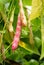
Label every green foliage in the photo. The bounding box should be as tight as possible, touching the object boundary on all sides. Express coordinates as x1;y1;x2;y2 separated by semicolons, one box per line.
0;0;44;65
22;0;32;6
40;62;44;65
29;59;39;65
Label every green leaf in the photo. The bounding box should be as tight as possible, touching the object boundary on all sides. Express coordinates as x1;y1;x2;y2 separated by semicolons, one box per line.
31;18;41;32
0;3;4;11
40;62;44;65
42;0;44;15
21;27;29;38
19;41;40;55
29;59;39;65
3;29;12;43
22;59;29;65
0;0;11;4
22;0;32;6
34;37;41;48
13;5;19;31
30;0;41;20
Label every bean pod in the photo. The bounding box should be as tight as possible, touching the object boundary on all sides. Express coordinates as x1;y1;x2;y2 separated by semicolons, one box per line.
19;0;27;26
12;14;21;51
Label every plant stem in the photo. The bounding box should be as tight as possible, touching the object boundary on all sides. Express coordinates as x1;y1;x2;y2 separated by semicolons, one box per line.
40;0;44;59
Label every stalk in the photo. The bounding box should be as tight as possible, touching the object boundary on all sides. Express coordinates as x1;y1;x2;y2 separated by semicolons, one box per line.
40;0;44;59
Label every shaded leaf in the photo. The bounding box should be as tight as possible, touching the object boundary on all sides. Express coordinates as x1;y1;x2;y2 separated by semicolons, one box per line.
40;62;44;65
29;59;39;65
3;30;12;43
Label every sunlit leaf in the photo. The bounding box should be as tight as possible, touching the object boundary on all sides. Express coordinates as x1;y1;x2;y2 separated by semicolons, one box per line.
30;0;41;20
22;0;32;6
42;0;44;15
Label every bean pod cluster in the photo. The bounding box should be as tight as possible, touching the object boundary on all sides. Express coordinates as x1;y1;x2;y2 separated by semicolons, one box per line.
12;0;27;51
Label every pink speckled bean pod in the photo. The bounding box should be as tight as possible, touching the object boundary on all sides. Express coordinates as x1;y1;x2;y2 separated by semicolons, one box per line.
12;14;21;51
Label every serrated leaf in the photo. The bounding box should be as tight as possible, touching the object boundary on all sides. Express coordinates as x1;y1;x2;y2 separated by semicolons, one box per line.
19;41;40;55
30;0;41;20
